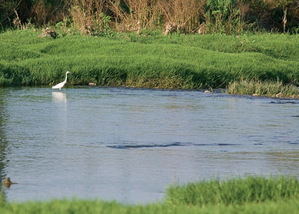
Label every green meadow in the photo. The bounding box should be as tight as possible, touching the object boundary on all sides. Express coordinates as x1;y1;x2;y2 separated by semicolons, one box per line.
1;177;299;214
1;30;299;91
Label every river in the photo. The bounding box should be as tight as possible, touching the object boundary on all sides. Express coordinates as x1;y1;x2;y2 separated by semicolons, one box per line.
0;87;298;204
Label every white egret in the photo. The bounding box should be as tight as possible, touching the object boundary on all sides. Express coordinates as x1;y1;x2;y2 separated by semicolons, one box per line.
52;71;70;90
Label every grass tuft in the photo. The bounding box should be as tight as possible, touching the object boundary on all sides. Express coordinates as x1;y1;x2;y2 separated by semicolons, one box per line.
227;80;299;98
166;176;299;206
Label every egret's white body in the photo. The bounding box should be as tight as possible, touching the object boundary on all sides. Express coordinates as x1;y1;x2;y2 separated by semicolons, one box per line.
52;71;70;90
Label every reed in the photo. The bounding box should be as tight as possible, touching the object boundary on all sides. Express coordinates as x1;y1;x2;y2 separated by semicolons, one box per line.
110;0;161;33
2;0;299;33
31;0;69;26
158;0;205;34
70;0;111;35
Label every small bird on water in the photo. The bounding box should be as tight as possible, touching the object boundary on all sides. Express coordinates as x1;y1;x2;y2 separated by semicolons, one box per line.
2;177;17;188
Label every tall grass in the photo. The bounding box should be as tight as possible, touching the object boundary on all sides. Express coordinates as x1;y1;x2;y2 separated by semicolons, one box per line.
158;0;205;34
204;0;246;34
0;30;298;89
30;0;68;26
227;80;299;98
2;0;299;33
110;0;160;33
166;176;299;206
70;0;111;35
0;199;299;214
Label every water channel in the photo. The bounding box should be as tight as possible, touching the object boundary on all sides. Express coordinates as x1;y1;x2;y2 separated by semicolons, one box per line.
0;87;298;204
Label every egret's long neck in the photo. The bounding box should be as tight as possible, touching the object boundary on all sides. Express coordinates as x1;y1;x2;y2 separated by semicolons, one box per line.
64;73;68;82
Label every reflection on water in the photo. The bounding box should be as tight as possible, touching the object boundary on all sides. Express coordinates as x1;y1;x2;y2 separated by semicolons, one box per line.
0;87;299;204
52;92;67;103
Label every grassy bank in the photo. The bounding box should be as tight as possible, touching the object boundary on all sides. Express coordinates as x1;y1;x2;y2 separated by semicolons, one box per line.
0;29;299;90
0;177;299;214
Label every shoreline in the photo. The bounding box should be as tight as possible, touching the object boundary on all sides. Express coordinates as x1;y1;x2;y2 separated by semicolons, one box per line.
1;85;298;100
1;177;299;214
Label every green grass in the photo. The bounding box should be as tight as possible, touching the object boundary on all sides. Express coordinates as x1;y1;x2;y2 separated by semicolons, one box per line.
0;177;299;214
0;199;299;214
0;30;299;89
166;176;299;206
227;80;299;98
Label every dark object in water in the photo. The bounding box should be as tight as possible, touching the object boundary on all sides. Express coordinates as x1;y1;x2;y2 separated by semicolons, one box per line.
107;142;240;149
191;143;240;147
2;177;17;188
291;115;299;118
107;142;184;149
270;101;298;104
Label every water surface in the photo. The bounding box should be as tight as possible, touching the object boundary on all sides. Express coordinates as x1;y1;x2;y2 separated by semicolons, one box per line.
0;88;298;204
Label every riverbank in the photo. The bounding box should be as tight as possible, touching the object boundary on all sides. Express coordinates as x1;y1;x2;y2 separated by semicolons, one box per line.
0;30;299;92
1;177;299;214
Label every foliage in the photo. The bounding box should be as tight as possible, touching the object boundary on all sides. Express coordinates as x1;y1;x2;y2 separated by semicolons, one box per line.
166;176;299;206
70;0;112;36
0;30;298;90
0;199;299;214
0;0;298;33
158;0;205;33
206;0;237;18
110;0;161;32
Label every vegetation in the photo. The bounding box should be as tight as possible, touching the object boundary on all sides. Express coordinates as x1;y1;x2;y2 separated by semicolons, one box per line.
1;1;298;95
0;29;299;90
0;199;299;214
166;176;299;206
227;80;299;98
1;0;299;34
0;177;299;214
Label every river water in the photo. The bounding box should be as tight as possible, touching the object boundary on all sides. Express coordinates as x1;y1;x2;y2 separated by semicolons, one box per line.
0;87;298;204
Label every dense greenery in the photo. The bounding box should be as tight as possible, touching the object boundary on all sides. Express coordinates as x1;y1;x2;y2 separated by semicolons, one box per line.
0;29;299;89
166;176;299;206
1;0;299;34
0;199;299;214
0;177;299;214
